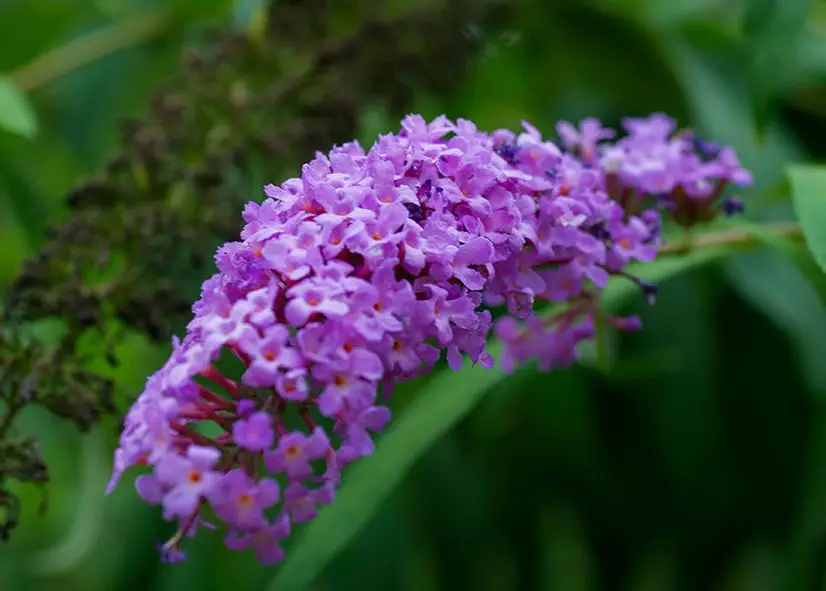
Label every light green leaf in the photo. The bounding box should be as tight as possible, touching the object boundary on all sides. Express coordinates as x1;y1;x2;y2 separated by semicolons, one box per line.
788;164;826;275
267;244;739;591
0;76;37;138
30;430;109;576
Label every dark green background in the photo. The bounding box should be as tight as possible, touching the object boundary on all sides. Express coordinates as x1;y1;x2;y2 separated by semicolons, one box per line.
2;0;826;589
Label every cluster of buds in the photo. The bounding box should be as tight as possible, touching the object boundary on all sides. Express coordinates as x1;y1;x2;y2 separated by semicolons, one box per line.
107;114;752;563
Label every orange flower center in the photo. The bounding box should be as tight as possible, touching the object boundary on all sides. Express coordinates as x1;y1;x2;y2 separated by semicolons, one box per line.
285;444;302;460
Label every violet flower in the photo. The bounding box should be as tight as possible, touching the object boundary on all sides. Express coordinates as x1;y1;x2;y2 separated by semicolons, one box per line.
107;113;751;564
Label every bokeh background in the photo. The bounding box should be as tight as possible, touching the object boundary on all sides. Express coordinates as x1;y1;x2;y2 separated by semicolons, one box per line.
3;0;826;589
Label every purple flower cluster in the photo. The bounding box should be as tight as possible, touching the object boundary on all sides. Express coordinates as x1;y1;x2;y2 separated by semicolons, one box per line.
560;115;752;225
107;113;751;563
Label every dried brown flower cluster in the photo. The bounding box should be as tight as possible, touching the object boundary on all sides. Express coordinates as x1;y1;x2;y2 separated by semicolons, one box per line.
0;0;501;539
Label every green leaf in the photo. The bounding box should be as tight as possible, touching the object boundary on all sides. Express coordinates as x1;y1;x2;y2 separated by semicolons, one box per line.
791;30;826;86
720;218;826;392
726;251;826;392
267;245;740;591
741;0;812;136
724;218;826;302
788;164;826;275
30;430;109;577
0;76;37;138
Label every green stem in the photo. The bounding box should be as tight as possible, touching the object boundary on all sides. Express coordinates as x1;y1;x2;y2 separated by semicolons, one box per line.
9;13;167;92
658;221;802;255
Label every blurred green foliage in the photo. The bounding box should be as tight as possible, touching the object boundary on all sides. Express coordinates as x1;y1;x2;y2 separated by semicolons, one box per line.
4;0;826;589
0;0;493;553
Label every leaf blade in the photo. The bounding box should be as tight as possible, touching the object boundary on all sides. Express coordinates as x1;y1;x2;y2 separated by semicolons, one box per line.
788;164;826;275
722;217;826;303
0;76;37;138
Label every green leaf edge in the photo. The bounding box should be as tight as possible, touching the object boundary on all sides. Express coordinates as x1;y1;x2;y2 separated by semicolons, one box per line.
788;163;826;277
0;76;38;138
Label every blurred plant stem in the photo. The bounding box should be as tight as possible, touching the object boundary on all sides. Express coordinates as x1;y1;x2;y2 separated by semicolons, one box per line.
8;12;167;92
659;221;802;254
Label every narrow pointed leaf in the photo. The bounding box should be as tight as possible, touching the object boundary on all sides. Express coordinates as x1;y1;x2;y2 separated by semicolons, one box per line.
788;164;826;275
0;76;37;138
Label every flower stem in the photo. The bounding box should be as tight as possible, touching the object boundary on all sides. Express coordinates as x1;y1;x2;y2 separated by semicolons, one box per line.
658;221;802;255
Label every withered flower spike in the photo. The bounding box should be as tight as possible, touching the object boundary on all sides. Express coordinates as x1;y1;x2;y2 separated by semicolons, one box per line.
0;0;496;539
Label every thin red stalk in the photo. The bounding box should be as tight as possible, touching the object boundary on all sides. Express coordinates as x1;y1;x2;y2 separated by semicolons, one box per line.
299;406;316;431
197;385;233;408
200;365;240;399
170;422;214;447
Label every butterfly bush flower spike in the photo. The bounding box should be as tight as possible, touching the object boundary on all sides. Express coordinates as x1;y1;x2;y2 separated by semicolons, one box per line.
108;113;752;563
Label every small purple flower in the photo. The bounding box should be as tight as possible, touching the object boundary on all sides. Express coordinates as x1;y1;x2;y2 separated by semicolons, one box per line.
232;411;274;452
154;446;221;519
276;368;310;401
211;469;279;530
556;117;614;164
713;147;753;185
284;280;349;326
282;482;335;523
265;427;330;480
335;404;391;459
447;237;495;290
157;540;187;563
313;357;379;416
135;473;167;504
224;513;291;564
241;325;303;387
